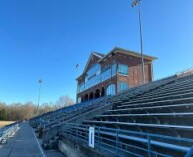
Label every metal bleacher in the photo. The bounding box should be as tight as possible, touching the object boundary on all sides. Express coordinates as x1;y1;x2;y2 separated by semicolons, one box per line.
58;73;193;157
0;122;19;144
43;96;111;131
30;96;110;131
30;95;112;148
28;70;193;156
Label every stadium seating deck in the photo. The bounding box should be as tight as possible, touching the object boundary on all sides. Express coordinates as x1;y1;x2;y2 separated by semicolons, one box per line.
30;72;193;157
78;74;193;156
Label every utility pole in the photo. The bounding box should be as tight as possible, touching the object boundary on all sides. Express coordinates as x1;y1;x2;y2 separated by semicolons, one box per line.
132;0;145;84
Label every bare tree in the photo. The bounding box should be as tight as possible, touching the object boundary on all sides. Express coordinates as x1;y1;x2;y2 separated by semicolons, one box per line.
55;95;74;109
0;95;75;121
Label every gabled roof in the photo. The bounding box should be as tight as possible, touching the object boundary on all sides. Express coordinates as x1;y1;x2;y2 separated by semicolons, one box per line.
98;47;157;63
94;52;105;58
78;52;104;79
76;47;157;80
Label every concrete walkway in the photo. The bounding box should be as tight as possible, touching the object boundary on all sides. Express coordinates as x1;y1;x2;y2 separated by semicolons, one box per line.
0;122;46;157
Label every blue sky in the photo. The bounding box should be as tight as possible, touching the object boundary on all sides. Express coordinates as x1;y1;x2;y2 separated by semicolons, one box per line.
0;0;192;104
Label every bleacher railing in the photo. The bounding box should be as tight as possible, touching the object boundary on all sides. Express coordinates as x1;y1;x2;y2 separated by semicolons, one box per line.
185;146;193;157
61;123;193;157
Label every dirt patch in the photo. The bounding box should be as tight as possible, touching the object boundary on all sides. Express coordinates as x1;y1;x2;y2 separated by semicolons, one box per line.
0;121;15;128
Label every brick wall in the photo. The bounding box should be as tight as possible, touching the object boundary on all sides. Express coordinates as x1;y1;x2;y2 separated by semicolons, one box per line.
76;51;154;102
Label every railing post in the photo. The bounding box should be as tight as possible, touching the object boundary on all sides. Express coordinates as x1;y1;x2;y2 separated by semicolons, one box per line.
98;127;100;148
185;146;193;157
148;135;151;157
70;125;72;137
116;129;119;157
76;125;78;142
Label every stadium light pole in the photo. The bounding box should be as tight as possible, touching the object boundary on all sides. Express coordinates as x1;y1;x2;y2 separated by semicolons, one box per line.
36;79;42;116
132;0;145;84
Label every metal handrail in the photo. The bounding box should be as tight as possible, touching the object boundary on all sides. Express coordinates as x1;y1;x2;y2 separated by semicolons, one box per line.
185;146;193;157
61;123;193;157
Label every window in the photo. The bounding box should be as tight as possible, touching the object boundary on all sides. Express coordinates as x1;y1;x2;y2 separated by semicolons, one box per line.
77;63;117;93
79;83;85;93
118;64;128;75
87;63;101;79
85;76;88;82
106;84;116;95
77;97;81;103
118;81;128;92
112;63;116;76
101;68;111;82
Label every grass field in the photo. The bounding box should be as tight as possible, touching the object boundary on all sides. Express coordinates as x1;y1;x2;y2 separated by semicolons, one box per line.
0;121;15;128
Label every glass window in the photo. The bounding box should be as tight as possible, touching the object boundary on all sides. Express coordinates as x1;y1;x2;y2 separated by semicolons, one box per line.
87;63;101;79
85;76;88;82
118;81;128;92
112;63;116;76
79;83;85;92
106;84;116;95
118;64;128;75
78;63;117;93
77;97;81;103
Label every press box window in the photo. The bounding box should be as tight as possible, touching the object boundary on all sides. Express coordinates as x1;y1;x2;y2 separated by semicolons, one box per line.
118;64;128;75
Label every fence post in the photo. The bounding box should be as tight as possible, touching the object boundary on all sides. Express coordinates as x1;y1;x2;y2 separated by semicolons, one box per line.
148;135;151;157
